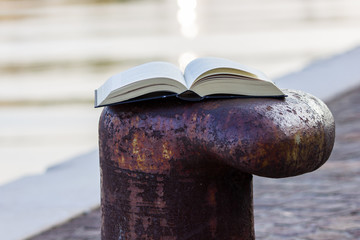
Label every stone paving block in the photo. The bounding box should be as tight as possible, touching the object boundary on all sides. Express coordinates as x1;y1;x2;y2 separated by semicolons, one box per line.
305;230;354;240
324;215;360;231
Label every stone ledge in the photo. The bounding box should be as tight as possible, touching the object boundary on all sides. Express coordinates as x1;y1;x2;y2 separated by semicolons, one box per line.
0;150;100;240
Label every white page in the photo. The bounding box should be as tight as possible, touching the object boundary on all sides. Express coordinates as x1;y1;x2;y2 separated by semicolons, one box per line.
110;61;186;90
184;57;270;87
97;62;186;105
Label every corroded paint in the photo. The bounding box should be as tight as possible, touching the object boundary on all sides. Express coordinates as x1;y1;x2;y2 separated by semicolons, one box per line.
99;89;335;240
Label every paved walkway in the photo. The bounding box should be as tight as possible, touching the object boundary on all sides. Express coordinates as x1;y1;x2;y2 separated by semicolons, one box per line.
27;86;360;240
254;87;360;239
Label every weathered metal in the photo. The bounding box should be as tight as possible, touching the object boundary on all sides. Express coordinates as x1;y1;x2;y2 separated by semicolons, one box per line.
99;89;335;240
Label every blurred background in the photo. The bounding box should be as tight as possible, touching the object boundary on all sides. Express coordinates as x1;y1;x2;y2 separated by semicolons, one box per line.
1;0;360;186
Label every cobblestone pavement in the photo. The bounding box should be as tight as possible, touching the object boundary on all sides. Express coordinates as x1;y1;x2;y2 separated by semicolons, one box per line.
27;87;360;240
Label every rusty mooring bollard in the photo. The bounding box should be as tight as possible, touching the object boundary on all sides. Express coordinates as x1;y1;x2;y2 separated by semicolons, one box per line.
99;89;335;240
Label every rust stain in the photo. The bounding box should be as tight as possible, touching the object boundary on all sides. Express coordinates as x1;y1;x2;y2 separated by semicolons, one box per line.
209;217;217;238
262;160;269;168
207;184;217;207
207;183;218;238
162;142;172;160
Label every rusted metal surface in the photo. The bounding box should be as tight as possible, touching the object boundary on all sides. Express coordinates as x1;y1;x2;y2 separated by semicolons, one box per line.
99;89;335;240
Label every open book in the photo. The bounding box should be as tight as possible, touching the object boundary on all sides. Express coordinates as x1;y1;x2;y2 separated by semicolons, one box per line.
94;57;285;107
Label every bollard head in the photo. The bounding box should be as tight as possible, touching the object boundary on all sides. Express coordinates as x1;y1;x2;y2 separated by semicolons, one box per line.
99;89;335;178
99;89;335;239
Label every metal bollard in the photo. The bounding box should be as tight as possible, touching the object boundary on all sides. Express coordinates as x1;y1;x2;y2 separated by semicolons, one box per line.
99;89;335;240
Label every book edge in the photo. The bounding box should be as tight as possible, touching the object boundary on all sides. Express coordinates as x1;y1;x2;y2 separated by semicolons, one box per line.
94;90;98;108
94;92;287;108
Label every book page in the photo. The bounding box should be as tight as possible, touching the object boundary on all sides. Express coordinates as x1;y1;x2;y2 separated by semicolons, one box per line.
184;57;271;87
96;62;186;105
111;61;186;90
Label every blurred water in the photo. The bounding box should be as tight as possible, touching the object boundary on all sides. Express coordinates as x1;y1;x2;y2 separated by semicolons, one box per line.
1;0;360;185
